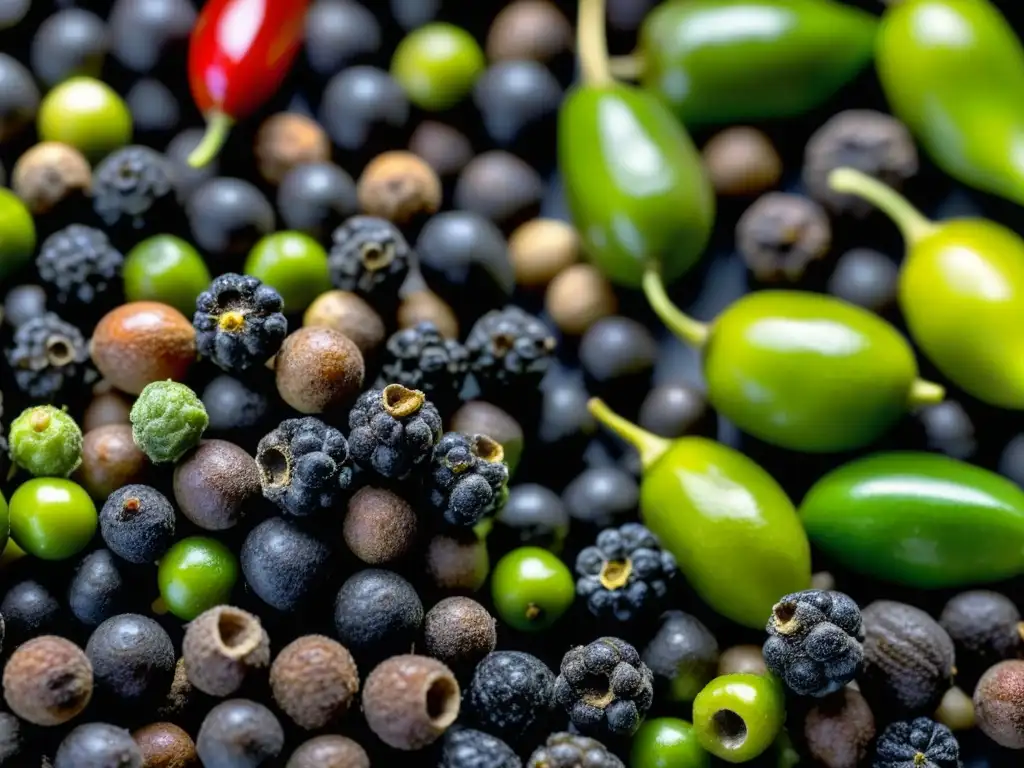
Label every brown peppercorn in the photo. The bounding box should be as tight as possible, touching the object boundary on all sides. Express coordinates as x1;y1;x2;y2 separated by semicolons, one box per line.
254;112;331;185
450;401;524;476
303;290;386;358
974;659;1024;748
12;141;92;215
508;218;579;288
803;688;875;768
803;109;918;218
811;571;837;592
76;424;150;500
357;150;442;225
343;486;418;565
702;127;782;198
397;289;459;340
453;151;544;232
270;635;360;730
2;635;93;726
717;645;768;677
182;605;270;697
286;735;369;768
486;0;573;64
173;440;260;531
422;597;497;675
275;327;365;414
83;385;133;432
157;658;194;720
425;532;490;593
90;302;196;395
408;121;474;180
545;263;617;336
132;722;198;768
736;192;832;283
936;686;975;732
362;654;460;750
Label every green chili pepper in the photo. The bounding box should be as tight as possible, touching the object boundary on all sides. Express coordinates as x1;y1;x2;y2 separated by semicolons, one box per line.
643;270;943;453
831;168;1024;409
877;0;1024;206
615;0;877;127
588;399;810;629
558;0;714;287
800;452;1024;588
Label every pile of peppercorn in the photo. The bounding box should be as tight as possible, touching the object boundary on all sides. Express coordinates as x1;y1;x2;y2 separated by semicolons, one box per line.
3;0;1024;767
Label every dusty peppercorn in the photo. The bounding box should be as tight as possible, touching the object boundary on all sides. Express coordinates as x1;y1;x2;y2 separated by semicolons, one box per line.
173;440;260;531
425;531;490;592
303;290;386;359
398;288;460;340
182;605;270;697
546;263;617;336
78;424;150;501
702;127;782;198
90;302;196;395
270;635;360;730
422;597;497;677
286;735;369;768
974;659;1024;749
54;722;144;768
348;385;443;479
12;141;92;215
99;484;175;565
196;699;285;768
2;635;93;726
803;688;876;768
939;590;1024;689
86;613;176;703
357;150;442;225
343;486;418;565
736;192;832;283
275;326;365;414
132;722;198;768
254;112;331;186
362;654;460;750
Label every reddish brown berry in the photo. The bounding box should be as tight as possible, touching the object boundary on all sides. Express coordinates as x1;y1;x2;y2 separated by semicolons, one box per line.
173;440;260;531
270;635;360;730
397;289;459;340
83;386;134;432
975;659;1024;748
803;688;875;768
343;487;418;565
422;597;497;675
303;291;386;359
90;302;196;395
357;150;442;225
77;423;150;500
132;721;198;768
3;635;93;726
182;606;270;697
425;532;490;593
274;327;365;414
286;735;369;768
254;113;330;185
362;654;460;750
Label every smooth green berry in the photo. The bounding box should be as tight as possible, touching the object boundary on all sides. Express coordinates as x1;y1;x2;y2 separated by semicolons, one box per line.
491;546;575;632
130;380;209;464
157;536;239;621
0;189;36;282
243;231;331;312
123;235;212;316
8;478;97;561
391;23;485;111
37;76;132;160
692;674;786;764
632;718;711;768
8;406;83;477
0;489;8;556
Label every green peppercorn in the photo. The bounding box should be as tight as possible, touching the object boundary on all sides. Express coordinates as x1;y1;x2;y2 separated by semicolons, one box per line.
157;536;239;621
36;76;132;160
0;188;36;283
391;23;485;111
692;674;786;764
243;231;332;313
490;546;574;632
632;718;711;768
123;235;212;317
8;478;97;560
8;406;83;477
130;381;209;464
1;490;9;556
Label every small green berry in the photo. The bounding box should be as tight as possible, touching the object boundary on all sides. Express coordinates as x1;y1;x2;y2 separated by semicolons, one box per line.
158;536;239;620
8;478;97;561
243;231;332;312
1;489;9;555
9;406;83;477
123;235;212;316
491;546;575;632
692;674;786;763
391;23;485;111
632;718;711;768
130;381;209;464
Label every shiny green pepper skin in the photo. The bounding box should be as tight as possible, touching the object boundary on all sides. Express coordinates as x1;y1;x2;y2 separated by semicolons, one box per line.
878;0;1024;206
589;399;810;629
637;0;877;127
558;83;714;287
0;490;8;556
800;452;1024;588
704;291;938;452
632;718;711;768
692;674;787;763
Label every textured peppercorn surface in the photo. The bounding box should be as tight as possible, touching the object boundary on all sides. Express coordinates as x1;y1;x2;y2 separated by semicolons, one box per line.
37;224;124;307
333;569;424;666
257;417;353;516
381;321;469;402
5;312;93;400
763;588;864;697
85;613;176;702
343;486;418;564
182;605;270;697
241;516;334;612
91;145;177;235
8;404;83;477
526;731;625;768
465;305;556;392
362;654;460;750
939;590;1024;687
328;215;412;307
466;650;556;743
2;635;94;726
130;380;209;464
441;726;521;768
286;735;370;768
874;716;961;768
426;432;510;526
270;635;360;730
99;484;176;564
348;386;443;478
193;272;288;372
423;597;497;675
174;439;261;531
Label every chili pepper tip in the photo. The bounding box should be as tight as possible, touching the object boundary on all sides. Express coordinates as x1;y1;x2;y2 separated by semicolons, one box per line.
188;111;234;169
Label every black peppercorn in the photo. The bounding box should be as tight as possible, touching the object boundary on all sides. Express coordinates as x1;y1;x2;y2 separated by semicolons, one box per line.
333;569;423;667
196;699;285;768
85;613;176;703
736;192;832;283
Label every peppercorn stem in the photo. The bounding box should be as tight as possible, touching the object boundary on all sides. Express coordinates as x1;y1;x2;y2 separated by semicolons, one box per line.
578;0;614;86
188;111;234;169
608;54;644;80
587;397;670;469
907;379;946;409
827;168;936;245
642;265;710;348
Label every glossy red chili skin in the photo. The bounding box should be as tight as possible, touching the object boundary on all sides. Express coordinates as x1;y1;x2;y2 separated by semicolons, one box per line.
188;0;309;119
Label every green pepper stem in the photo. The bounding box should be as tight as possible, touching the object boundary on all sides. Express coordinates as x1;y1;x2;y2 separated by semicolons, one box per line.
907;378;946;409
642;265;710;348
578;0;614;86
187;111;234;169
827;168;936;245
609;54;644;80
588;397;670;469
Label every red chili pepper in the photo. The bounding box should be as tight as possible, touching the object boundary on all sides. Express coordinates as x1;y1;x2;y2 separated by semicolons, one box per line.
187;0;310;168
